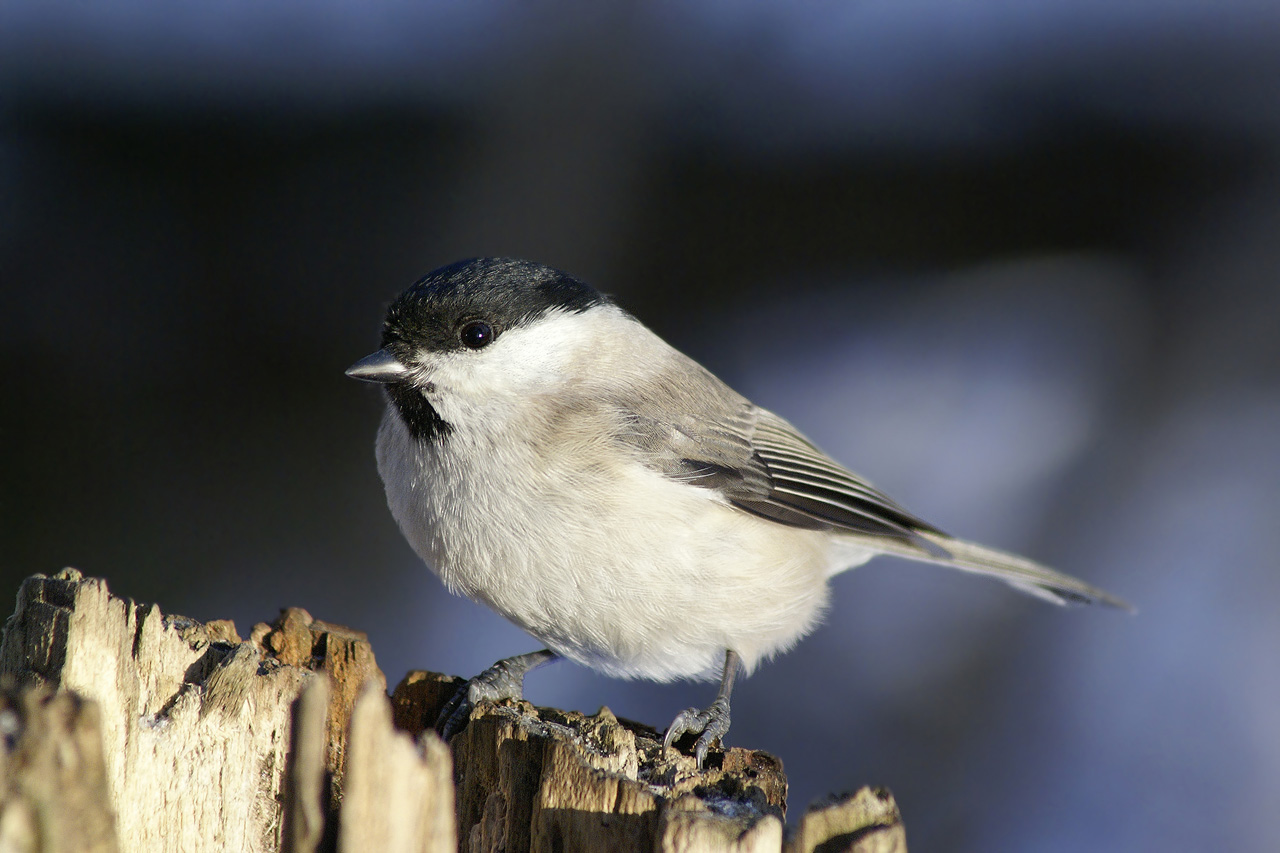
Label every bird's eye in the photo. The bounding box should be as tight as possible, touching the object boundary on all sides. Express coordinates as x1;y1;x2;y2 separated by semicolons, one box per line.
459;320;494;349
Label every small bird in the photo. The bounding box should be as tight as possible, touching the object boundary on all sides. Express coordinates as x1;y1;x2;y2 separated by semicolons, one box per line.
347;257;1129;767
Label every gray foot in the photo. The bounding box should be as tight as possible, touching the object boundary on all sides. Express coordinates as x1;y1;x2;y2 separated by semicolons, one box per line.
663;696;731;769
436;650;555;739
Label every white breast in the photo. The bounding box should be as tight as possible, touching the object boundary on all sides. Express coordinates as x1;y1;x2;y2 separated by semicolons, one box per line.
377;400;866;681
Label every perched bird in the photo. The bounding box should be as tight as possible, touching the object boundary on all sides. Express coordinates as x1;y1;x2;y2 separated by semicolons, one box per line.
347;257;1129;767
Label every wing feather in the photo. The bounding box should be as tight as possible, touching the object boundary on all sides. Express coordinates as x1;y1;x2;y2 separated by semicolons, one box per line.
602;345;1128;609
615;394;942;548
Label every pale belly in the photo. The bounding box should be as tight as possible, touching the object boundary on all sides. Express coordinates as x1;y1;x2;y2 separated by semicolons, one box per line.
378;409;864;681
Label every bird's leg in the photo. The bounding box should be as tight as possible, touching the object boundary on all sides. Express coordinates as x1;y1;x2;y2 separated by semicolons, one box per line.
663;649;740;769
436;649;557;739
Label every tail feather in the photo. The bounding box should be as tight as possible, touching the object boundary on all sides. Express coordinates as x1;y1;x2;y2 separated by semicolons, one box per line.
876;530;1133;611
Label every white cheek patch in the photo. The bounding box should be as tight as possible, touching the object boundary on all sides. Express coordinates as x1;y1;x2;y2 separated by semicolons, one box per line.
426;305;626;404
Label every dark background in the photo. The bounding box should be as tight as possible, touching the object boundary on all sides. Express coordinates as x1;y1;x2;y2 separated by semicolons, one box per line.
4;4;1279;849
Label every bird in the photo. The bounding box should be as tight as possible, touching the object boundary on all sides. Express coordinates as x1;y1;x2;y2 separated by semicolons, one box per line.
346;257;1130;768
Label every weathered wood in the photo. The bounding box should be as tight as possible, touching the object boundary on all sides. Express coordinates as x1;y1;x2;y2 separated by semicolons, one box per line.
0;571;907;852
786;788;907;853
281;675;330;853
338;683;455;853
0;569;301;852
0;570;383;853
251;607;387;807
391;671;803;853
0;685;118;853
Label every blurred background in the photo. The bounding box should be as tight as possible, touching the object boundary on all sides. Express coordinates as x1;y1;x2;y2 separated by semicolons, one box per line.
3;1;1278;849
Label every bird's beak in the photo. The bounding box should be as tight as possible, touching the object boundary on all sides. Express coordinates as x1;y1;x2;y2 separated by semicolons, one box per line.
345;349;409;384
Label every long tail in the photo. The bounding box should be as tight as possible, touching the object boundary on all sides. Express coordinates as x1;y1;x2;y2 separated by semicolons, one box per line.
872;530;1133;611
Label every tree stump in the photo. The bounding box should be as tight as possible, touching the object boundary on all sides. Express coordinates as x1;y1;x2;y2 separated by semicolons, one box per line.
0;570;905;852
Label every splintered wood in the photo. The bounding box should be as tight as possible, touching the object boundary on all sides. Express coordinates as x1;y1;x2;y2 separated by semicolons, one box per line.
0;570;905;852
0;569;396;853
789;788;907;853
0;688;117;853
392;671;788;853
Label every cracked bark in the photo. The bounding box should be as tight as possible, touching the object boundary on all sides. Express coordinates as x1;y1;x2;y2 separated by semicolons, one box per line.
0;570;904;853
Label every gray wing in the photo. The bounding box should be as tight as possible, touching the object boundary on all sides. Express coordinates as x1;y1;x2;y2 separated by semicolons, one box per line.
611;370;1130;610
616;388;947;553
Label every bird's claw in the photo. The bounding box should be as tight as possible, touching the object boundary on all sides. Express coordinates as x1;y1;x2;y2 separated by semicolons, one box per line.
435;659;528;739
663;696;731;769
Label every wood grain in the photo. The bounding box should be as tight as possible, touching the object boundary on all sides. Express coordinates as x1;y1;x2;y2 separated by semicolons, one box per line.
0;570;906;852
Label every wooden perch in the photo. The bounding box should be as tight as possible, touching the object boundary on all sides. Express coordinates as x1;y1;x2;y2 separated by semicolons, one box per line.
0;570;905;852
